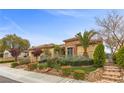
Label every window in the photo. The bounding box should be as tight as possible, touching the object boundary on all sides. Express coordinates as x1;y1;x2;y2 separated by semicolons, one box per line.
67;47;73;56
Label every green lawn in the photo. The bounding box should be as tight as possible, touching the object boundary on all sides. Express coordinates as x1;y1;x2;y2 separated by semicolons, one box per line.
70;66;97;73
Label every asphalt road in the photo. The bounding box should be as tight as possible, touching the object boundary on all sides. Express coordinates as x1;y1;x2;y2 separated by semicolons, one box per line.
0;75;20;83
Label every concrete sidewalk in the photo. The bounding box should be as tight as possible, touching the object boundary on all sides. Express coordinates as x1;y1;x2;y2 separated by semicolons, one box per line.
0;64;87;83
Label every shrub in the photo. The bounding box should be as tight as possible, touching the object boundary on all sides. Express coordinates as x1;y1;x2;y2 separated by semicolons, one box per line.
27;63;38;71
47;58;54;68
59;57;68;66
39;55;48;63
70;58;93;66
46;57;60;68
61;66;72;76
19;58;30;65
37;63;48;70
59;56;93;66
73;70;85;80
93;44;106;67
11;62;19;68
116;47;124;68
54;63;61;72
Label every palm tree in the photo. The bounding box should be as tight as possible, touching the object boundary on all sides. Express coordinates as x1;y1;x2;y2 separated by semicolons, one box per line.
76;30;97;57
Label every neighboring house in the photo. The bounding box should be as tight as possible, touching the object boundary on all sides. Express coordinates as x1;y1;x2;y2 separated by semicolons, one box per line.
29;43;55;60
29;43;65;62
18;50;29;58
3;50;12;58
63;37;103;58
3;50;28;59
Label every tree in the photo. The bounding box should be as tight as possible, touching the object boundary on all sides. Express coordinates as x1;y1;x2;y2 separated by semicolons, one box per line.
76;30;97;57
93;43;106;67
54;45;62;56
0;39;6;53
116;47;124;68
2;34;30;52
96;11;124;58
9;48;20;61
32;48;42;62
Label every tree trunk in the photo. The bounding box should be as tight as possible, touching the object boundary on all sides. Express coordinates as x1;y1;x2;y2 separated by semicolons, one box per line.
15;56;17;62
36;56;38;63
83;48;89;57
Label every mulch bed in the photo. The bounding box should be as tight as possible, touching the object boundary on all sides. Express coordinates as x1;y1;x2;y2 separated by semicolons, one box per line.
15;65;27;69
14;65;82;80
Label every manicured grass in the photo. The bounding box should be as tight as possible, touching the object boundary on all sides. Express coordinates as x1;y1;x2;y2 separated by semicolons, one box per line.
70;66;97;73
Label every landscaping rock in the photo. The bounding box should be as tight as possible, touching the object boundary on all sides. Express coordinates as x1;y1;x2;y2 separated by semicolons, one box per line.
87;68;103;82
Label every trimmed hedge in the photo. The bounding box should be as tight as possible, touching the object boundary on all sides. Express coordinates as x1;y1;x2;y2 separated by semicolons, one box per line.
73;70;85;80
93;44;106;67
11;62;19;68
39;56;93;67
116;47;124;68
59;56;93;66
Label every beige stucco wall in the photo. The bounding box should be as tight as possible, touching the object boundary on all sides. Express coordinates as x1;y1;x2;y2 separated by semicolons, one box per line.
49;48;55;57
77;46;84;56
29;50;36;62
65;40;79;46
77;44;98;58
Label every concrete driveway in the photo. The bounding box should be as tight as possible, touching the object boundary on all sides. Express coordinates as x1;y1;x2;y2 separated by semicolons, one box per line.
0;75;20;83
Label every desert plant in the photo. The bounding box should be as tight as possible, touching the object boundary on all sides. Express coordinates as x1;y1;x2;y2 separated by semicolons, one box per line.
116;47;124;68
54;63;61;72
46;57;60;68
46;58;54;68
37;63;48;70
61;66;72;76
27;63;38;71
11;62;19;68
73;70;85;80
93;43;106;67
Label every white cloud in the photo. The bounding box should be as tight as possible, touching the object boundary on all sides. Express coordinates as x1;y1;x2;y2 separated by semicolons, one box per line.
45;10;86;18
26;34;63;46
3;16;30;34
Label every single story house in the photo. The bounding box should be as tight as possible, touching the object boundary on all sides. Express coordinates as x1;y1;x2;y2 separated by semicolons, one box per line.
63;37;103;58
29;36;102;62
2;50;28;59
29;43;65;62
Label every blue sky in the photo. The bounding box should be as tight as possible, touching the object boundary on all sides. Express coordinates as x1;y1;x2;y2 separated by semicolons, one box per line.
0;9;124;46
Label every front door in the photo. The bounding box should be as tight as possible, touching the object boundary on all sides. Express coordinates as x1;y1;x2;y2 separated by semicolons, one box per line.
67;47;73;56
